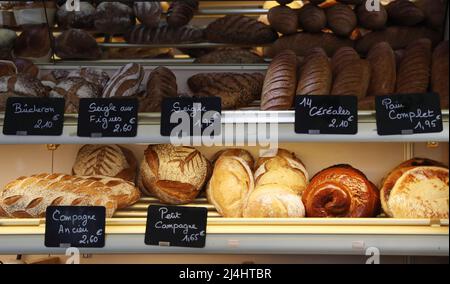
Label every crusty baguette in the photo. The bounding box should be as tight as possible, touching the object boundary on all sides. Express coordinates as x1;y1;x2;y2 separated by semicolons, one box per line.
367;42;396;96
261;50;298;110
396;38;431;94
296;48;332;96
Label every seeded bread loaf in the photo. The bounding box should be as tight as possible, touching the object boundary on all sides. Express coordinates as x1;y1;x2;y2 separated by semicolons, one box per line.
331;59;371;98
296;48;332;96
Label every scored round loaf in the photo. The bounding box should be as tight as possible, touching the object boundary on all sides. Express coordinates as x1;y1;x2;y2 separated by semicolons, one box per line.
125;24;204;44
326;3;357;37
102;63;143;98
261;50;297;110
396;38;431;94
331;59;371;98
55;29;101;60
72;144;137;182
212;149;255;170
302;164;380;217
140;66;178;112
0;73;47;97
139;144;211;204
386;0;425;26
12;58;39;78
94;1;135;35
297;4;326;33
205;15;278;44
56;1;95;29
367;42;396;96
167;0;198;28
355;26;441;55
0;60;17;77
40;70;69;89
331;46;360;77
356;0;387;30
296;48;332;96
243;184;306;218
380;158;447;217
254;149;309;195
268;5;298;35
207;154;254;217
49;77;101;113
264;32;354;58
133;1;161;28
67;68;110;90
431;41;449;104
13;24;52;60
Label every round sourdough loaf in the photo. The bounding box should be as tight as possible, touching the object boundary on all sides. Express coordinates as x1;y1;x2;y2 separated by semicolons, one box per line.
139;144;211;204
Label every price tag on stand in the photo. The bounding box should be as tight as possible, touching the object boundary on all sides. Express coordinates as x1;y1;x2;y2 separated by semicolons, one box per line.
77;98;138;137
295;95;358;135
2;97;65;136
145;205;207;248
160;97;221;137
375;93;443;135
45;206;106;248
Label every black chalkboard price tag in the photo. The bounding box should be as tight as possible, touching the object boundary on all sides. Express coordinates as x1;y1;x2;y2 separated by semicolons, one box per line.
160;97;221;137
145;205;207;248
77;98;138;137
45;206;106;248
3;97;65;136
375;93;443;135
295;95;357;135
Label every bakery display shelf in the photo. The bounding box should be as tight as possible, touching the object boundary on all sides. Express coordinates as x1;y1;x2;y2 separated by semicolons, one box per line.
0;110;448;144
0;197;448;255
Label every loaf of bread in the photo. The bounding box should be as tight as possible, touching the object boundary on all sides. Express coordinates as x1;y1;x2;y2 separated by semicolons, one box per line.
12;58;38;78
102;63;143;98
139;144;211;204
302;165;380;217
356;0;387;30
380;158;447;217
331;46;360;77
254;149;309;195
264;32;354;58
194;49;265;64
396;38;431;94
331;59;371;98
49;77;101;113
140;66;178;112
125;24;204;44
167;0;198;28
73;145;137;182
415;0;447;29
212;149;255;170
297;4;326;33
367;42;396;96
0;59;16;77
13;24;52;61
261;50;297;110
268;5;298;35
56;1;95;29
355;26;441;54
0;173;141;218
205;15;278;44
326;3;357;37
189;72;264;109
207;150;254;217
133;1;161;28
40;70;69;89
55;29;101;60
67;68;110;91
386;0;425;26
0;73;47;97
94;1;135;35
431;41;449;105
296;48;332;96
243;184;305;218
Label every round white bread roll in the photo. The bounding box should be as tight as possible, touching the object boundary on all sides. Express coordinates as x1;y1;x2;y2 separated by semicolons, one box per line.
207;155;254;217
243;184;305;218
254;149;309;195
388;166;449;219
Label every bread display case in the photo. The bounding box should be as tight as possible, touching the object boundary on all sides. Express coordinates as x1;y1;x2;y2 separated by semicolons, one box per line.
0;0;449;264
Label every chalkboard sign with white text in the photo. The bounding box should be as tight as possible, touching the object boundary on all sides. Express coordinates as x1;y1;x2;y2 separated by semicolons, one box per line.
45;206;105;248
77;98;138;137
160;97;221;137
145;205;207;248
3;97;65;136
295;95;357;135
375;93;443;135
